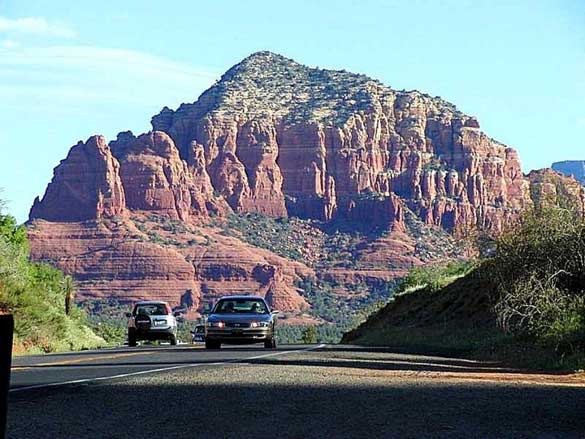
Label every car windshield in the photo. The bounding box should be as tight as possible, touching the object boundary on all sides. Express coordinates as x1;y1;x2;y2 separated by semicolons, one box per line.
213;298;268;314
134;303;168;316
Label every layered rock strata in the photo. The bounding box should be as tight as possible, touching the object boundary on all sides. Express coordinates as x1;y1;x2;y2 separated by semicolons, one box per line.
29;51;578;312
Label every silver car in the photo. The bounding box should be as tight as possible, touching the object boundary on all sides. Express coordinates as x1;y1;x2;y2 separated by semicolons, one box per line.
204;296;278;349
126;301;179;347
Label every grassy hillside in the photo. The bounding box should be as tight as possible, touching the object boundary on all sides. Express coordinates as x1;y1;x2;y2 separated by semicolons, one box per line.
0;199;104;353
344;207;585;370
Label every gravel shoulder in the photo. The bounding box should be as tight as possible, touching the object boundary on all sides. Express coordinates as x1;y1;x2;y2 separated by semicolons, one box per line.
7;347;585;438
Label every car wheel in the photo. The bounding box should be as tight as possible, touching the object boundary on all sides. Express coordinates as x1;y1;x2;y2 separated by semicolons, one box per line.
264;338;276;349
170;334;178;346
128;329;137;347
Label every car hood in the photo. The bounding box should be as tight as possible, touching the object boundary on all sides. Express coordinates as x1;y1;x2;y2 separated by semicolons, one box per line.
207;313;272;323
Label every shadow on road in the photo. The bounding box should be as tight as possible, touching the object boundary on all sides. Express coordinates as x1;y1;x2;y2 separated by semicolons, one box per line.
16;356;512;374
7;372;585;439
245;357;517;374
13;345;576;378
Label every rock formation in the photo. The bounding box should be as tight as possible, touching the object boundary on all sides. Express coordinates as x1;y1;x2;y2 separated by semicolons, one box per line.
28;217;311;313
149;52;532;234
30;135;126;221
528;168;585;212
27;51;583;314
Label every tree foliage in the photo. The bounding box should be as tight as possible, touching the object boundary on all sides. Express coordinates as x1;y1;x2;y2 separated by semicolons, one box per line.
0;198;103;352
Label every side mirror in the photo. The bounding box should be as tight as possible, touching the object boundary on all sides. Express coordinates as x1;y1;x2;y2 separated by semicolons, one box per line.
271;310;280;316
125;312;132;318
173;311;182;317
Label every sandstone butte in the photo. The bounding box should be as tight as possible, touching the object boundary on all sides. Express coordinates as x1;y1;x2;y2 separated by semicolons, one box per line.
27;51;585;318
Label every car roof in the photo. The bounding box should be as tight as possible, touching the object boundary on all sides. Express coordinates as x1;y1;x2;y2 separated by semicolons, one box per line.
217;295;266;301
134;301;169;305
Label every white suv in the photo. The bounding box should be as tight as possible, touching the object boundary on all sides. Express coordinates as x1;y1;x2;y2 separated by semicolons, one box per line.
126;301;178;346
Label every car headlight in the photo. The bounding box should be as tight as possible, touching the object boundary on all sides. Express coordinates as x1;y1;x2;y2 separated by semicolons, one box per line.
207;321;225;328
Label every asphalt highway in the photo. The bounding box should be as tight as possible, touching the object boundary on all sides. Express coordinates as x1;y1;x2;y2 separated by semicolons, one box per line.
9;343;322;392
7;344;585;438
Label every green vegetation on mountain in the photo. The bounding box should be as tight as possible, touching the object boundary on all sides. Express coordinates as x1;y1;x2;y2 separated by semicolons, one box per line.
0;197;104;353
202;51;460;126
215;212;379;268
344;205;585;370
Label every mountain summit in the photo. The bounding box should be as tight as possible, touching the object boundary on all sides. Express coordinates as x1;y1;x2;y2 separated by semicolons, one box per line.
155;51;460;128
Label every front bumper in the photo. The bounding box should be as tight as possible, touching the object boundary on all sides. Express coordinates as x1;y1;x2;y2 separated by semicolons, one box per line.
206;328;272;343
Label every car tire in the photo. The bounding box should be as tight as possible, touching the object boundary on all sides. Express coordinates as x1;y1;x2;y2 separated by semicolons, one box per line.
128;329;137;347
170;334;178;346
264;338;276;349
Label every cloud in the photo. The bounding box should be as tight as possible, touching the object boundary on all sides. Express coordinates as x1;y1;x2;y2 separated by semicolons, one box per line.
0;45;218;109
0;16;76;39
0;39;18;49
0;45;216;81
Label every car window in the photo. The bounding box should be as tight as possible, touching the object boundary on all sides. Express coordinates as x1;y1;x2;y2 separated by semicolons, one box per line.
213;299;268;314
134;304;168;316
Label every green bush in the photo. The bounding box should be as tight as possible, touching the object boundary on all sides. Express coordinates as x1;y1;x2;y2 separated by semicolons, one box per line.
301;326;317;344
399;260;474;293
0;199;104;353
487;207;585;353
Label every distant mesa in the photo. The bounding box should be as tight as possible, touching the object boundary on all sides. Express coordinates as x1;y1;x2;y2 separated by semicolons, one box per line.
552;161;585;185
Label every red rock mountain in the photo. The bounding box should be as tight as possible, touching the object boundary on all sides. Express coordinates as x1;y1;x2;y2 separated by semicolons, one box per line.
27;51;584;317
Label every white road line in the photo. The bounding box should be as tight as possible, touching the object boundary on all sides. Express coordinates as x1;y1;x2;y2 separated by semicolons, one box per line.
9;344;326;393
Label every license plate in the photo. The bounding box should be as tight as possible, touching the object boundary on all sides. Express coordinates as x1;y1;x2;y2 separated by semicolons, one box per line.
154;320;166;326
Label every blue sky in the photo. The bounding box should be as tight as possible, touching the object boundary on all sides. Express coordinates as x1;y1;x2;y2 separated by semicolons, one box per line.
0;0;583;223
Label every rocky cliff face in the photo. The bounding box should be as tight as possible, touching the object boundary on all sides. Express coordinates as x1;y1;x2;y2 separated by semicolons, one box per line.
28;216;311;313
552;161;585;185
30;135;126;221
149;51;531;234
27;51;579;316
528;168;585;212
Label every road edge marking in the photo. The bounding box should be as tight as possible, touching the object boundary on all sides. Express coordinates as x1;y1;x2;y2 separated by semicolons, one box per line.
11;351;146;371
9;344;326;393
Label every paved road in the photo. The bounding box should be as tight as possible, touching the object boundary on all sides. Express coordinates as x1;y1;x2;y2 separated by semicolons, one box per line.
7;345;585;438
9;343;321;391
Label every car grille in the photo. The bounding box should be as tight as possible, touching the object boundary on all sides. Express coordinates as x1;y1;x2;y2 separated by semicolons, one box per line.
207;329;268;338
225;322;253;328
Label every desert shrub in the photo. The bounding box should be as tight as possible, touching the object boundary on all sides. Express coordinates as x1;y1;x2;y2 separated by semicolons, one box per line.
92;322;126;344
295;277;397;343
276;324;305;343
487;207;585;352
221;213;305;261
301;326;317;344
